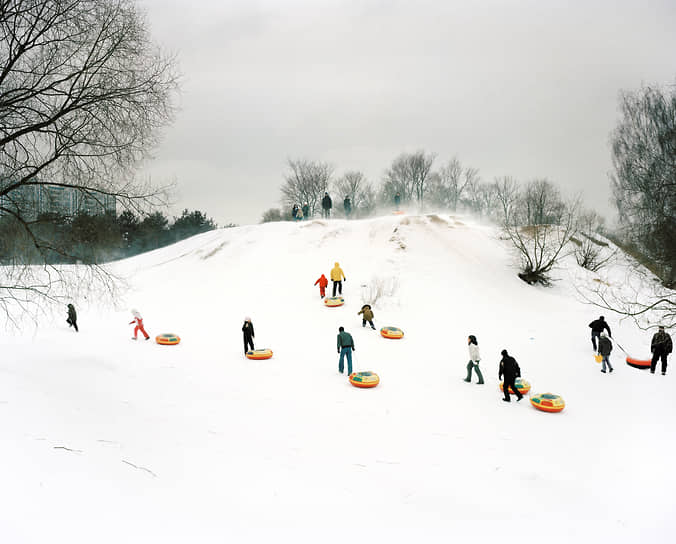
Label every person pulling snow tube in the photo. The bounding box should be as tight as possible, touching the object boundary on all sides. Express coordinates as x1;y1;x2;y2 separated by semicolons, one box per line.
380;326;404;339
530;393;565;413
626;357;651;369
246;348;273;360
349;371;380;388
324;296;345;307
500;377;531;395
156;333;180;345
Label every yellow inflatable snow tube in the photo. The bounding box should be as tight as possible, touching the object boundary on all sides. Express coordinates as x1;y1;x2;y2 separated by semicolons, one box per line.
156;333;180;345
246;348;273;360
380;326;404;339
349;371;380;388
324;296;345;307
530;393;565;413
499;378;531;395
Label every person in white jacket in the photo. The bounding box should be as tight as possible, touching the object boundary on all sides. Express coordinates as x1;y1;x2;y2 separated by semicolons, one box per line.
463;335;484;384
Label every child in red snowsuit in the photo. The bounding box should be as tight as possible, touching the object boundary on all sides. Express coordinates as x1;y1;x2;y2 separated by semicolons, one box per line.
314;274;328;298
129;309;150;340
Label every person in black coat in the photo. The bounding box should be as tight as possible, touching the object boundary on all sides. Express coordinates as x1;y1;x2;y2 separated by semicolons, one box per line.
322;192;332;219
343;196;352;218
66;303;78;332
588;316;611;352
242;317;255;355
499;349;523;402
650;326;673;375
302;202;310;220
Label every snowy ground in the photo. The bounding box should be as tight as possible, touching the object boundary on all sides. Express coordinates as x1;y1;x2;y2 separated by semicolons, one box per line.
1;213;674;543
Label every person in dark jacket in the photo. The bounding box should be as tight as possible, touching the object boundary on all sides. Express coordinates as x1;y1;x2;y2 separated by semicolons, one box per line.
242;317;255;355
322;192;332;219
588;316;611;352
598;331;613;373
394;192;401;210
302;202;310;220
499;349;523;402
343;196;352;218
292;204;299;220
66;303;78;332
650;326;673;375
337;326;355;375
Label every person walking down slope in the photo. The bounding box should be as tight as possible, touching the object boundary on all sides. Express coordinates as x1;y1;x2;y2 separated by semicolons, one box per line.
598;331;614;373
589;316;611;352
129;309;150;340
499;349;523;402
66;303;78;332
314;273;328;298
650;325;673;375
343;196;352;218
337;326;355;375
330;262;346;297
242;317;255;355
463;335;484;384
322;192;332;219
358;304;376;330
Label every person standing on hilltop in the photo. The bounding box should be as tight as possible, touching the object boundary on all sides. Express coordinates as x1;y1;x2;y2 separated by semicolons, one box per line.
343;196;352;218
650;325;672;375
499;349;523;402
394;192;401;211
66;303;78;332
242;317;255;355
302;202;310;220
588;315;611;352
464;335;484;384
322;192;332;219
330;262;346;297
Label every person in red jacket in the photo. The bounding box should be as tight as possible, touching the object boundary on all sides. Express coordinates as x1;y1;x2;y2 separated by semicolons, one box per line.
314;274;328;298
129;309;150;340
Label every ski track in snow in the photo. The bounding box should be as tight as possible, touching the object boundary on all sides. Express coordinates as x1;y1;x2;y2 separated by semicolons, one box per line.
0;213;674;543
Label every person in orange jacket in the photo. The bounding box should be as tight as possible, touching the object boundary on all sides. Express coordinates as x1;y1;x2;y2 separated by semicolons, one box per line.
129;309;150;340
314;273;328;298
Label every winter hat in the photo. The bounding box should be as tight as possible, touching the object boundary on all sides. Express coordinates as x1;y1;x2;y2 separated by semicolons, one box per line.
600;316;605;320
131;309;140;318
339;326;344;332
501;349;508;357
244;316;251;322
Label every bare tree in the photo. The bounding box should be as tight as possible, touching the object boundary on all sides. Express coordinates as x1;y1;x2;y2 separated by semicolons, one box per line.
280;159;333;218
381;150;436;208
0;0;179;323
610;83;676;286
502;180;580;285
428;158;466;211
494;176;519;220
334;170;375;217
574;210;614;272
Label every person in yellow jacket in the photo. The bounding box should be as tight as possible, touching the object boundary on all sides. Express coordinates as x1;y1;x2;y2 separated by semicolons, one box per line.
330;262;346;297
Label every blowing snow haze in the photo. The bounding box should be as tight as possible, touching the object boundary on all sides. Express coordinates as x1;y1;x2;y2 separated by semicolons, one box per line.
139;0;676;226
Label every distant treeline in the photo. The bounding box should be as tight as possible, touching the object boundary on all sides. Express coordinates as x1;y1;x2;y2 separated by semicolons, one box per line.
0;209;221;265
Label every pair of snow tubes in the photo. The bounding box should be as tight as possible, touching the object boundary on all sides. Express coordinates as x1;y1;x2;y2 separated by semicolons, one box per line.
246;349;273;360
156;333;180;345
324;296;344;307
349;371;380;388
380;326;404;339
499;378;531;395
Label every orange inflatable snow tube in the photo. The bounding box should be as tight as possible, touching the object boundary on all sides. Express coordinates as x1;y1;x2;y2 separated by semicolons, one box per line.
530;393;565;413
349;371;380;388
156;333;180;345
246;348;273;360
626;357;651;369
324;296;345;307
380;326;404;339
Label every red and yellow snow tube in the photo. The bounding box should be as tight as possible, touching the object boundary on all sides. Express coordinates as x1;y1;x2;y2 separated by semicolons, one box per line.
626;357;651;369
500;378;531;395
349;371;380;388
324;296;345;308
246;348;273;360
380;326;404;339
156;333;180;345
530;393;565;413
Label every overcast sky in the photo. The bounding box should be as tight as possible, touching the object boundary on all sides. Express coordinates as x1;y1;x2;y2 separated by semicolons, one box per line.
138;0;676;226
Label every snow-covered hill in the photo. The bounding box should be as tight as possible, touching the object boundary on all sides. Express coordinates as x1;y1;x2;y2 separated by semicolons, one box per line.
1;213;674;543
